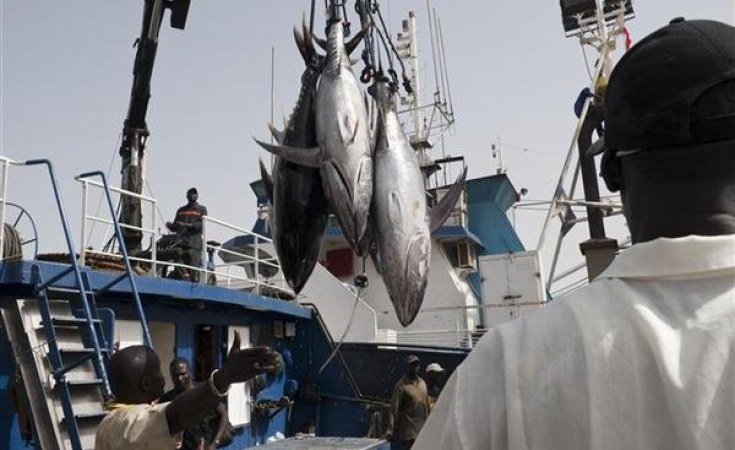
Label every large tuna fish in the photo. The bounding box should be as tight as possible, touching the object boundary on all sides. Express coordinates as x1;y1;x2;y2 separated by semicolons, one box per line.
256;21;372;256
370;79;467;326
258;23;328;294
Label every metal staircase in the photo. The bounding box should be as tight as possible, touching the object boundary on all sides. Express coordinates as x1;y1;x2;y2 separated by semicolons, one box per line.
0;161;151;449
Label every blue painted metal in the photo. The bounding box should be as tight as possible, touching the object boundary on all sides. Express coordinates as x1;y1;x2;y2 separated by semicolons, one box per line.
431;225;485;249
17;160;115;450
77;170;152;347
0;325;30;448
0;260;312;319
466;174;525;255
31;265;86;450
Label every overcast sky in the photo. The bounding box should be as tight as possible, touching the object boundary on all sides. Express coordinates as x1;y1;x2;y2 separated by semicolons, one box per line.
1;1;732;287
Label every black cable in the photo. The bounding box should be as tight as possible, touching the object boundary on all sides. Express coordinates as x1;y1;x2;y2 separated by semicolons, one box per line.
310;0;317;35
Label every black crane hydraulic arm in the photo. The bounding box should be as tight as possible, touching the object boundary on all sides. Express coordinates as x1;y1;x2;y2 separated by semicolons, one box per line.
119;0;190;253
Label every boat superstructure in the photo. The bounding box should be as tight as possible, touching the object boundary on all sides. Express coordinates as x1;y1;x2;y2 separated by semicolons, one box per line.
0;156;471;449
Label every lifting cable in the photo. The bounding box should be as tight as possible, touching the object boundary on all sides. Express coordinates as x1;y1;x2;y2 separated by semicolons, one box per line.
318;257;369;373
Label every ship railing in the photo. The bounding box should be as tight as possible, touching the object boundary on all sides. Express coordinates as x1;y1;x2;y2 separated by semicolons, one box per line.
201;215;293;297
76;176;159;271
386;328;477;349
76;179;293;299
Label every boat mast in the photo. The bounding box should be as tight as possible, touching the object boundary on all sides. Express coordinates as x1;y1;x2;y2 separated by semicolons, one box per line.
538;0;634;294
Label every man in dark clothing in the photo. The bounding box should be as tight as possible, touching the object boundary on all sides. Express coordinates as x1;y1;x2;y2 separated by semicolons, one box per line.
95;332;278;450
167;187;208;282
162;358;230;450
386;355;430;450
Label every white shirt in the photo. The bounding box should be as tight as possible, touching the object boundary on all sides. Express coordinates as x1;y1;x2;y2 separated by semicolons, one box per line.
414;235;735;450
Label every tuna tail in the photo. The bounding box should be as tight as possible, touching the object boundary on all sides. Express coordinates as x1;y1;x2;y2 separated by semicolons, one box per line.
428;166;468;232
295;15;320;66
253;137;324;168
313;22;369;56
313;35;328;52
345;23;370;56
302;21;324;68
258;159;275;204
293;25;309;63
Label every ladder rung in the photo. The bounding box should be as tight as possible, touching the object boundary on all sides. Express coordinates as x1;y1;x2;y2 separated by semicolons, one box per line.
60;410;107;424
41;316;101;328
45;286;95;295
65;379;104;388
59;348;109;357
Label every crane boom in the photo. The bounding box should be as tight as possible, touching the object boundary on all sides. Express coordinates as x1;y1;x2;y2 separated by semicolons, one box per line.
119;0;190;253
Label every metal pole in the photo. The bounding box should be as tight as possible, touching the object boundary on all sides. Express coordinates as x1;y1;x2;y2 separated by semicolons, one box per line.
0;160;9;259
254;237;260;295
80;180;88;266
407;11;422;140
151;198;157;276
536;44;608;252
201;217;208;284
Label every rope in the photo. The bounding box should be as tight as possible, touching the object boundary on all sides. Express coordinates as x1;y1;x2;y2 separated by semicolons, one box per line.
3;223;23;260
318;257;368;373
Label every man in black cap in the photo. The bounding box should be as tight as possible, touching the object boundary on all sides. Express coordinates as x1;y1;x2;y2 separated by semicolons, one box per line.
386;355;430;450
95;332;278;449
167;187;208;282
415;18;735;450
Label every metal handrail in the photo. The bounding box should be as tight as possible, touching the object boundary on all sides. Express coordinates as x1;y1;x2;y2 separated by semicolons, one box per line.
76;175;158;269
74;177;294;298
76;171;152;347
21;159;112;392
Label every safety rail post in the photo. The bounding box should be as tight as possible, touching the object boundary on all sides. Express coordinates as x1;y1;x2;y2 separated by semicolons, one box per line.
202;217;208;285
151;196;158;276
77;170;152;348
22;159;112;401
254;235;261;295
0;157;12;260
79;179;89;266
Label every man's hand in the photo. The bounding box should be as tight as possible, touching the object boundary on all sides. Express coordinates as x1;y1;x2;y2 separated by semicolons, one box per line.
213;331;279;392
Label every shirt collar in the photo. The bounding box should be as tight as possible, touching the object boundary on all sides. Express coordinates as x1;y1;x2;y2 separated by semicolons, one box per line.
599;234;735;280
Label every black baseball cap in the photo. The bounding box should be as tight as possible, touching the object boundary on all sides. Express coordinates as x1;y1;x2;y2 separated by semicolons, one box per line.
605;18;735;151
187;187;198;195
405;354;420;365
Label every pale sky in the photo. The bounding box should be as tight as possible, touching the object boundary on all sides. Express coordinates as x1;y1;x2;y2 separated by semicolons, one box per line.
1;1;733;289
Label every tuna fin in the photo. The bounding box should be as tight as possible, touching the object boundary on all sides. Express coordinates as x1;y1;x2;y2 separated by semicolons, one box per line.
253;137;323;168
267;123;286;144
338;116;360;146
258;159;275;203
428;166;468;232
346;23;370;56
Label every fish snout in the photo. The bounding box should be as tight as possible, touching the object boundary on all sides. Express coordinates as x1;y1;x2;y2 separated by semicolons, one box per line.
393;233;431;327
